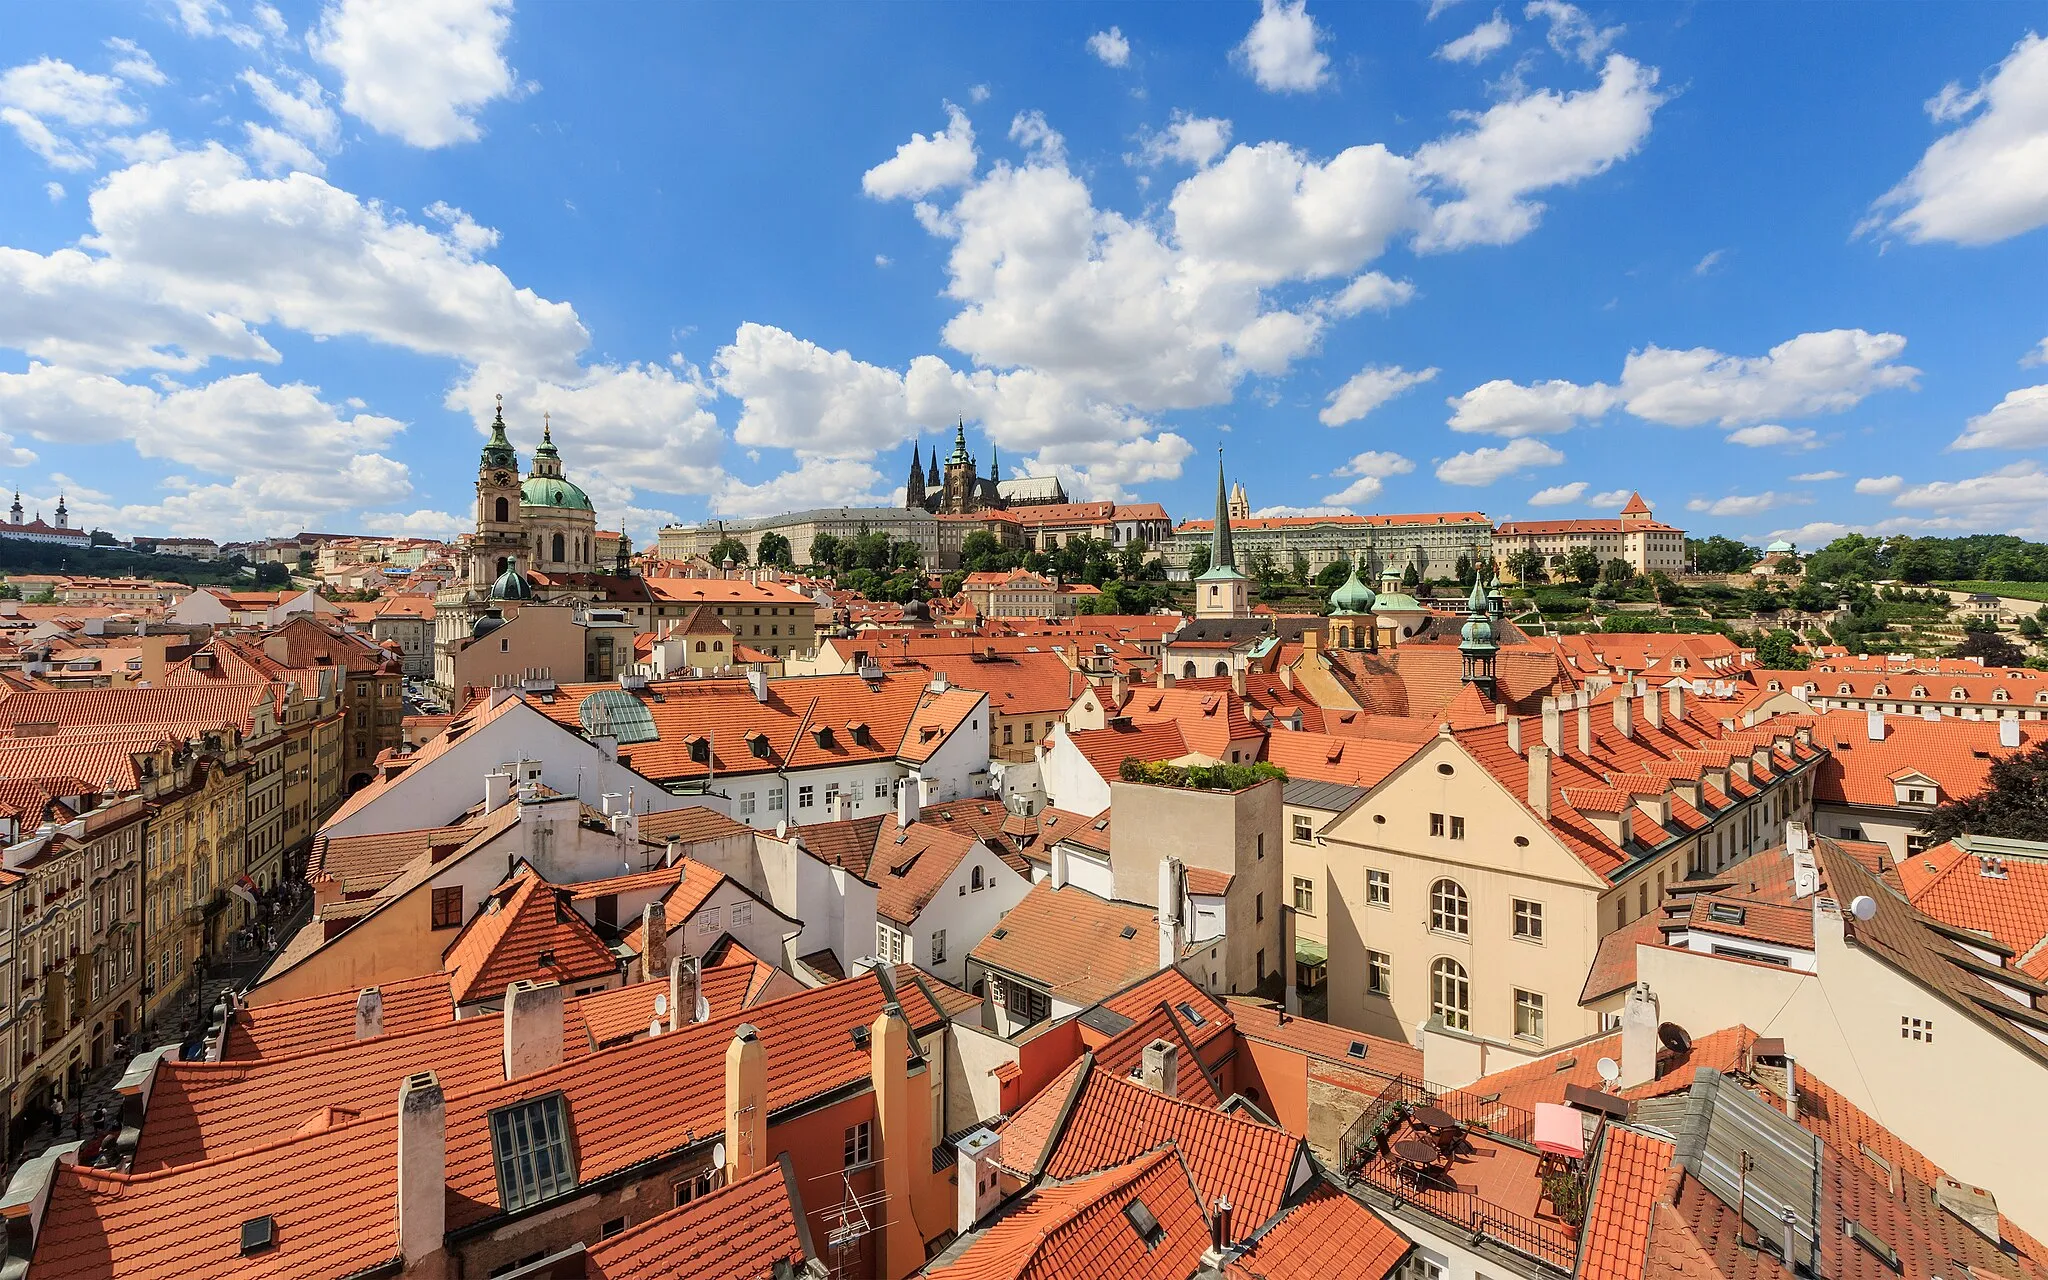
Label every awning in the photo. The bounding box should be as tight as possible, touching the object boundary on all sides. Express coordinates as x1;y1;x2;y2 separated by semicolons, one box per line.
1533;1102;1586;1159
1294;938;1328;966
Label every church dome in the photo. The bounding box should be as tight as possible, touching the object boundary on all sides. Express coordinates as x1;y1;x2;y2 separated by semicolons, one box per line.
1766;539;1795;554
521;475;595;512
1460;615;1496;647
1328;566;1376;615
472;609;506;639
492;560;534;601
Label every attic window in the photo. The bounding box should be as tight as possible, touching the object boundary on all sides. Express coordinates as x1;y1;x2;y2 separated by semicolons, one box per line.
846;721;870;744
992;928;1008;940
239;1216;276;1256
813;726;834;748
1347;1040;1367;1059
851;1025;871;1050
488;1095;578;1212
1847;1220;1902;1272
747;731;770;759
1123;1198;1166;1249
1119;925;1137;939
1707;902;1746;926
1176;1001;1206;1027
685;735;710;764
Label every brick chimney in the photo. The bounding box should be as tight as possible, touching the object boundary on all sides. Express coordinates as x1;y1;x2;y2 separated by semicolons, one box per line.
1140;1038;1179;1095
641;902;668;981
870;1004;926;1280
724;1023;766;1181
502;979;564;1081
670;954;700;1032
395;1071;446;1266
354;987;383;1041
1527;744;1552;820
1620;982;1660;1089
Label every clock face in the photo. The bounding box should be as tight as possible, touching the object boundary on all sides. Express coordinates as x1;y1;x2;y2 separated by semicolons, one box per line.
493;471;512;485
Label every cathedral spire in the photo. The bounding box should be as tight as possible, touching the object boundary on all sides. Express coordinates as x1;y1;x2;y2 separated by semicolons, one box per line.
948;416;971;465
989;444;999;483
905;437;927;508
1210;447;1235;572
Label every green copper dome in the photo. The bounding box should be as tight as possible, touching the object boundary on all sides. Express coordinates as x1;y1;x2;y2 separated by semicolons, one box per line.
492;559;534;601
1328;563;1376;615
520;475;595;511
480;397;518;470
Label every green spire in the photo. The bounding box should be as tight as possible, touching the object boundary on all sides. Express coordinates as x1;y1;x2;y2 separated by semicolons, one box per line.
481;393;517;470
990;444;999;482
1210;448;1235;572
949;417;972;465
534;411;559;457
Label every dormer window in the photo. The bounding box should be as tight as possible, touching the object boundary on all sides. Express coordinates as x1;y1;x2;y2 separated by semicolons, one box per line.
488;1095;577;1211
813;726;834;748
747;731;771;759
1911;686;1926;698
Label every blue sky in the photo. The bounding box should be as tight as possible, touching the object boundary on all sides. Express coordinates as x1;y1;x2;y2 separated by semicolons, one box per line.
2;1;2047;550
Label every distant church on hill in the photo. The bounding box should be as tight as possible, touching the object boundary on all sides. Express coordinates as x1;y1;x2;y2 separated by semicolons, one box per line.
904;421;1066;514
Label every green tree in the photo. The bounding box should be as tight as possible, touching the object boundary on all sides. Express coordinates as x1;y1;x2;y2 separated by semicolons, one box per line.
960;530;1018;574
941;571;966;597
1119;538;1150;582
1314;558;1352;590
1399;563;1420;589
1686;535;1761;574
709;536;749;566
1507;549;1547;583
1247;549;1281;583
0;582;18;600
1754;629;1807;669
1892;540;1942;584
1951;628;2028;668
1291;550;1311;584
808;533;840;569
1601;558;1636;591
1454;553;1472;585
26;587;56;604
1919;741;2048;844
254;561;290;587
2020;614;2043;639
1565;546;1601;586
756;531;793;567
1184;545;1210;580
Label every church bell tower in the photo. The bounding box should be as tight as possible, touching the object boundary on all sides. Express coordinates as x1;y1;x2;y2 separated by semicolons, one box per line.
471;394;527;588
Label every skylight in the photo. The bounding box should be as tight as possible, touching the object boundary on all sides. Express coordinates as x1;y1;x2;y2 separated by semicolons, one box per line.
488;1096;578;1212
576;690;658;745
1123;1198;1165;1248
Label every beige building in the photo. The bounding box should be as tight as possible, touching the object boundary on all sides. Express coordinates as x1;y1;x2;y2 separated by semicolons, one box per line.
658;505;1022;572
1168;504;1495;580
1313;684;1819;1051
960;569;1073;619
644;576;819;659
1491;491;1684;578
440;597;638;697
1012;501;1171;553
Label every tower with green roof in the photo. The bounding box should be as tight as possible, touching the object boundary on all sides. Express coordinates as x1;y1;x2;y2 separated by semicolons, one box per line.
1326;549;1377;651
1459;570;1498;697
1194;449;1251;620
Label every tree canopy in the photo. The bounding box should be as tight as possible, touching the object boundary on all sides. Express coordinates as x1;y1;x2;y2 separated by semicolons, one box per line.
708;536;749;566
756;531;793;567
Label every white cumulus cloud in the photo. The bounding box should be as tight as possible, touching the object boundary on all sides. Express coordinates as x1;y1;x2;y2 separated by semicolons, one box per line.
1087;27;1131;68
311;0;518;148
1854;475;1904;495
1951;384;2048;450
1527;480;1587;506
1866;33;2048;245
1135;111;1233;168
1524;0;1621;67
1789;470;1844;482
1320;364;1438;426
1686;490;1804;517
863;104;979;199
1436;437;1564;485
1236;0;1331;93
1446;377;1616;435
1725;423;1819;450
1619;328;1918;427
1437;12;1512;64
1321;450;1416;506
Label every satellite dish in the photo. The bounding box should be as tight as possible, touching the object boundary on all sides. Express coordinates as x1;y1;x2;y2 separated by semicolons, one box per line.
1849;895;1878;922
654;994;670;1017
697;995;711;1023
1596;1057;1621;1086
712;1142;727;1169
1658;1022;1694;1056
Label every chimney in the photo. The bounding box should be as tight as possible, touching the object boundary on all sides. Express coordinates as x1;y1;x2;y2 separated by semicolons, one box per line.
665;833;682;865
1229;668;1246;698
1620;982;1660;1089
1505;715;1522;756
395;1071;446;1266
827;790;848;822
1541;696;1562;753
1202;1197;1236;1270
870;1004;925;1280
1577;701;1593;756
1613;691;1634;739
641;902;669;981
1110;671;1129;708
954;1128;1004;1234
484;770;512;813
2001;717;2022;749
1643;686;1663;730
1157;857;1185;969
1527;745;1552;820
1049;840;1068;891
502;979;564;1080
670;954;700;1032
1867;710;1886;741
896;779;917;827
354;987;383;1041
1140;1038;1180;1095
725;1023;766;1181
1788;822;1818;898
746;668;769;703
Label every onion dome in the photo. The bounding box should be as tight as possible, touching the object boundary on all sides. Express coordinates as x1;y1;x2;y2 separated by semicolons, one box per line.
471;608;506;639
491;558;534;601
1328;556;1376;615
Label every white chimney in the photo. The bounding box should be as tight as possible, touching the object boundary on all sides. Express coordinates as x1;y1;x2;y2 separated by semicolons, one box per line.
502;979;564;1081
641;902;669;980
1643;687;1663;730
1613;692;1634;740
1620;982;1660;1089
1049;841;1068;891
2001;717;2022;749
670;954;701;1032
1541;696;1562;753
828;790;848;822
483;770;512;813
395;1071;446;1266
602;792;624;816
1788;822;1819;899
354;987;383;1041
746;668;769;703
896;779;917;827
1140;1038;1180;1095
954;1128;1004;1234
1527;744;1552;820
1505;715;1523;756
1667;684;1685;722
1158;857;1185;969
1577;702;1593;756
1867;710;1887;741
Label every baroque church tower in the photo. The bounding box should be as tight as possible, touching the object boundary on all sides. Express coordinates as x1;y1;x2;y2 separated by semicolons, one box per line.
469;395;529;590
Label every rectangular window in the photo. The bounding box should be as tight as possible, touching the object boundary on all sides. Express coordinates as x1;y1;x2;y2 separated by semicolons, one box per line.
844;1121;872;1169
696;909;719;936
769;787;785;812
873;780;890;800
488;1096;577;1212
732;903;752;928
1003;724;1014;745
1255;892;1264;924
1513;899;1544;941
798;786;815;809
1450;815;1465;840
1430;813;1445;837
876;922;891;960
1292;814;1312;842
1293;876;1314;915
1514;990;1546;1043
930;929;947;964
1367;869;1391;907
431;886;463;930
739;792;757;817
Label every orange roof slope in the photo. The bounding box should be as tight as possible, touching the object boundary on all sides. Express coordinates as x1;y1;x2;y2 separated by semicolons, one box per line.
441;869;620;1005
220;971;455;1060
1807;709;2040;807
931;1148;1209;1280
1039;1071;1305;1230
585;1162;809;1280
1580;1127;1677;1280
969;883;1162;1007
871;814;986;924
1225;1186;1410;1280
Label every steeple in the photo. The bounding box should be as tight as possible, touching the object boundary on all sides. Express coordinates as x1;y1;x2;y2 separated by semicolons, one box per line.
530;411;563;478
481;393;518;471
1209;448;1235;572
927;447;940;488
989;445;999;483
948;417;971;466
1459;566;1498;696
53;494;67;529
905;438;927;509
7;492;19;526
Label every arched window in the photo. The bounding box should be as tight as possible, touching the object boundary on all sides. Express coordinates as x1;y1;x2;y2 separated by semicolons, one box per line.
1430;879;1469;936
1911;686;1926;698
552;532;566;562
494;496;509;523
1994;689;2009;702
695;641;706;652
971;866;985;891
1951;688;1967;701
1182;661;1197;679
1215;662;1230;677
1872;684;1889;697
1430;957;1470;1031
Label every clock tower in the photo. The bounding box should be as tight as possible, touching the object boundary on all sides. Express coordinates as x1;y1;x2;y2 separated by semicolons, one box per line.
470;394;529;589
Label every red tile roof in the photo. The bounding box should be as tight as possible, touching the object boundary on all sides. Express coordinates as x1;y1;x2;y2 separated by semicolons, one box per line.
220;971;454;1060
584;1162;810;1280
307;823;475;894
969;883;1162;1007
1580;1127;1677;1280
441;869;620;1006
1453;1026;1759;1116
1806;709;2040;807
870;814;989;924
1224;1186;1410;1280
932;1147;1210;1280
1262;727;1423;789
1223;999;1424;1080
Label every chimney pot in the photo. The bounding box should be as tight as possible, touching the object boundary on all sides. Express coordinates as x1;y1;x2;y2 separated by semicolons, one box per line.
1140;1038;1180;1096
670;954;700;1032
502;979;564;1081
